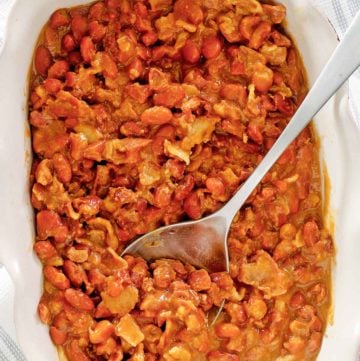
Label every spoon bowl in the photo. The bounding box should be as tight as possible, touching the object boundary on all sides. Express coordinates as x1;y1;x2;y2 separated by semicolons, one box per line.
122;212;230;273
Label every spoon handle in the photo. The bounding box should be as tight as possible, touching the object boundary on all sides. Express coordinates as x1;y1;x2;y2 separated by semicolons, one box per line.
218;11;360;221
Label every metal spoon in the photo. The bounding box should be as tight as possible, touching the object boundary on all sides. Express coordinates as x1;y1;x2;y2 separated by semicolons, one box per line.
122;12;360;273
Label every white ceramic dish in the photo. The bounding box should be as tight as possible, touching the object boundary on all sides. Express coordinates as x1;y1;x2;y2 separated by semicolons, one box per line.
0;1;360;360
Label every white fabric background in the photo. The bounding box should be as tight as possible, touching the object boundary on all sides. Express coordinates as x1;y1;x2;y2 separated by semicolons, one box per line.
310;0;360;126
0;0;359;359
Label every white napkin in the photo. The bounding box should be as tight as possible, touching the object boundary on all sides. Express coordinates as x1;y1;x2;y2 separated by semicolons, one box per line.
0;0;359;360
0;268;22;361
310;0;360;126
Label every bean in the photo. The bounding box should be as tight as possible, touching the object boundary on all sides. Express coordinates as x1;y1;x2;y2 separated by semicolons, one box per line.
290;291;306;309
303;220;320;247
36;210;69;243
80;36;96;63
37;300;51;325
181;40;200;64
50;326;67;345
183;192;201;219
34;241;58;262
44;266;70;290
34;45;53;76
88;21;107;43
206;177;225;197
202;36;222;59
62;33;77;52
50;9;70;29
48;60;69;79
141;106;172;125
43;78;62;94
215;323;241;338
71;15;88;41
63;260;88;287
64;288;95;311
188;269;211;291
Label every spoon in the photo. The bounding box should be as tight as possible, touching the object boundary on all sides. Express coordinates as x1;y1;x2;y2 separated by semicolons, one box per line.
122;11;360;273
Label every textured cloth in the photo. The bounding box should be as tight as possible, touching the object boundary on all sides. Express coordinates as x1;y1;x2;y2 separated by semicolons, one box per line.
0;0;359;360
310;0;360;126
0;328;26;361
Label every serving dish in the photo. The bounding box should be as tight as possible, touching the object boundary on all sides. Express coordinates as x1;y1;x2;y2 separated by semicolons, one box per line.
0;0;360;360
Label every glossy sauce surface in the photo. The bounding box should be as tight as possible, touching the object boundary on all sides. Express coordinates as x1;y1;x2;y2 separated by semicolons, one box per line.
29;1;333;360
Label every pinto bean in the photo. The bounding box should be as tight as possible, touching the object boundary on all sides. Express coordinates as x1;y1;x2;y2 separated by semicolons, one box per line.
50;9;70;29
50;326;68;345
53;153;72;183
63;260;88;287
188;269;211;291
89;21;107;42
35;45;53;76
44;266;70;290
303;220;320;247
206;177;225;197
290;291;306;309
34;241;58;263
64;288;94;311
202;36;222;59
183;192;201;219
71;15;88;41
181;40;201;64
80;36;96;63
62;33;77;52
215;323;241;338
48;60;69;79
36;210;69;243
141;106;172;125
